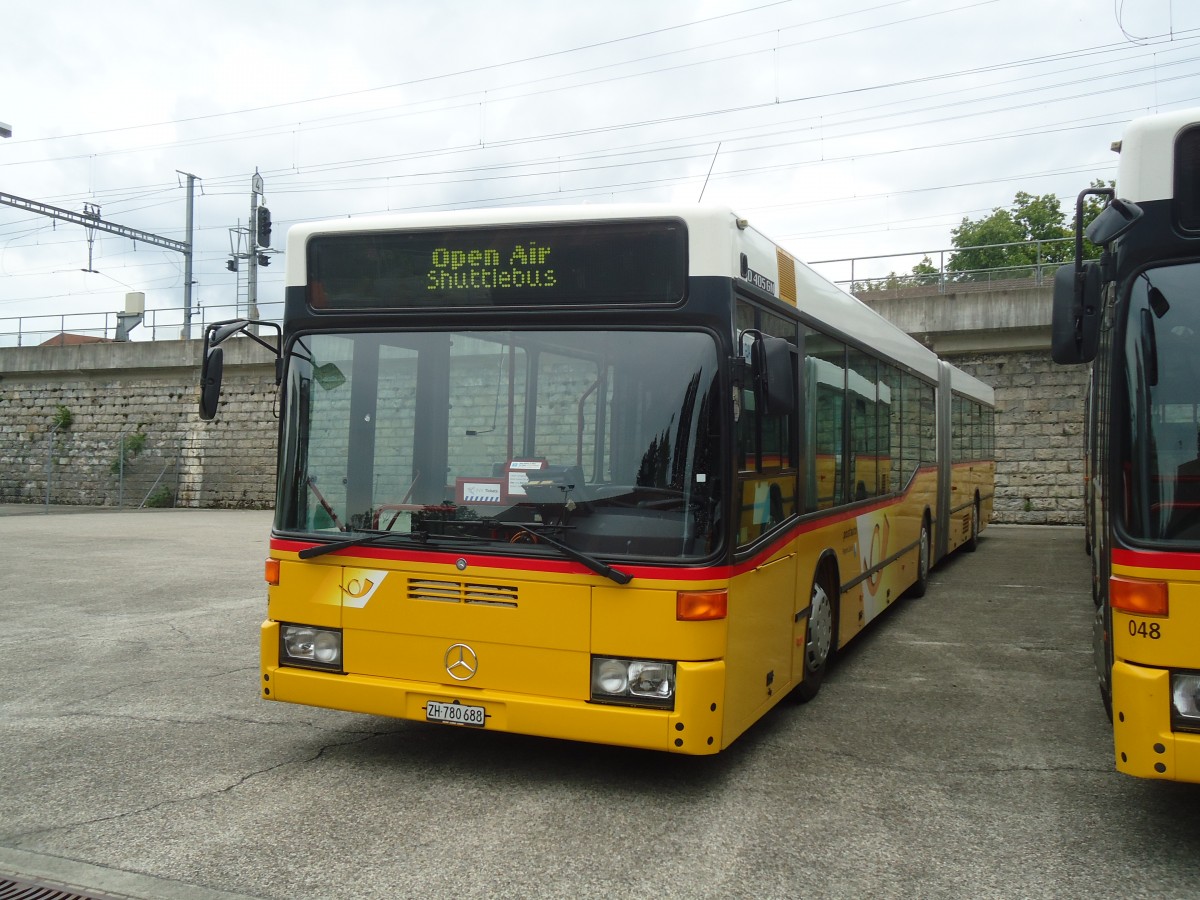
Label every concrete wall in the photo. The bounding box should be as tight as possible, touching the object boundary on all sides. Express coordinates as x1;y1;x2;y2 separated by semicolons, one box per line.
0;284;1088;522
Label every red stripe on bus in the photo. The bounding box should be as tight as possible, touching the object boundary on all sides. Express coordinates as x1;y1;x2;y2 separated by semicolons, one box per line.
269;537;736;581
1111;547;1200;570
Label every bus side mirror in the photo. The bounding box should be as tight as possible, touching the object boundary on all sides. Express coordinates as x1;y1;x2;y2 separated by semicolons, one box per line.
1085;197;1142;246
196;317;282;420
752;335;796;415
199;346;225;420
1051;261;1101;365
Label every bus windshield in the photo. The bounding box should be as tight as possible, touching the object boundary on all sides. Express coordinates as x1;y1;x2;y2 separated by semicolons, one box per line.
276;328;723;561
1122;261;1200;544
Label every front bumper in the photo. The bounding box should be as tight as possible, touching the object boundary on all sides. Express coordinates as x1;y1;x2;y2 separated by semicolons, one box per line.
261;622;727;754
1111;660;1200;782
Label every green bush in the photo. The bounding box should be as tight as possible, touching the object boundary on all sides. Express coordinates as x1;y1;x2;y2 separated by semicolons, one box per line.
144;486;174;508
111;430;148;474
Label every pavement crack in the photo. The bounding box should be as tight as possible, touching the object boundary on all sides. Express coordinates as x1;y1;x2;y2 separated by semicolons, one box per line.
5;730;388;843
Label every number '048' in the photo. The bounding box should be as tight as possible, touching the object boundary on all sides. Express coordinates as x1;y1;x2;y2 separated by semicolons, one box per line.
1128;620;1162;639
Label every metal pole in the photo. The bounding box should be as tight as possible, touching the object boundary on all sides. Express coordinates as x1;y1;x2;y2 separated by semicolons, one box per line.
44;426;56;512
181;172;197;338
118;430;126;509
248;172;262;324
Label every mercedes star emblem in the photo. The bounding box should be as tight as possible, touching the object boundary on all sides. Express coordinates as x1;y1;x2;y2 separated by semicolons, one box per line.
444;643;479;681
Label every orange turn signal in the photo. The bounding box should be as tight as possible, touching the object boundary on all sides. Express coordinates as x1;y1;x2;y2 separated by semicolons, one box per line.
265;558;281;586
677;589;727;621
1109;575;1168;616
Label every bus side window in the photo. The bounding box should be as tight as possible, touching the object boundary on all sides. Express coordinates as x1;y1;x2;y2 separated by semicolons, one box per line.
899;372;923;490
805;328;846;512
881;363;902;494
848;349;880;500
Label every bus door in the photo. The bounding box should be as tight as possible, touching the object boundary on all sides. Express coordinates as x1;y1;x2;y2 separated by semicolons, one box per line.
726;309;800;737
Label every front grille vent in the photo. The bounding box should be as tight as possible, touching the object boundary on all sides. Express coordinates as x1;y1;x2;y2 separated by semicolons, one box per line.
407;578;518;607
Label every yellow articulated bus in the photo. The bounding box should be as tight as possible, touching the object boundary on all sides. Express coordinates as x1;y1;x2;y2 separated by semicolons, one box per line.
1053;108;1200;782
200;205;994;754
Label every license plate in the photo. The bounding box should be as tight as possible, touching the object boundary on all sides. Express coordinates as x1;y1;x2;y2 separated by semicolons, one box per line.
425;700;486;727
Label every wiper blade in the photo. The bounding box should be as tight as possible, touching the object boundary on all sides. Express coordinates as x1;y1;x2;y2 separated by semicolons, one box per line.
298;529;416;559
297;526;493;559
510;523;632;585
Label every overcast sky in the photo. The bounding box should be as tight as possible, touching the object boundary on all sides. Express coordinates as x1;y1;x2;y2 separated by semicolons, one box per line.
1;0;1198;340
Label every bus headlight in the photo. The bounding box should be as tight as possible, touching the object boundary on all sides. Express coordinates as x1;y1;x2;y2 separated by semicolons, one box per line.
280;624;343;672
1171;672;1200;731
590;656;675;709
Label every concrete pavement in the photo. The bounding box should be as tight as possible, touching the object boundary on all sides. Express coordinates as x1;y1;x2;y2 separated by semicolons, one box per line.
0;511;1196;899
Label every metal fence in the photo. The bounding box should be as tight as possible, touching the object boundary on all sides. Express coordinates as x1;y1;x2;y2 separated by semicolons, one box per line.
38;430;184;513
809;237;1073;294
0;299;284;348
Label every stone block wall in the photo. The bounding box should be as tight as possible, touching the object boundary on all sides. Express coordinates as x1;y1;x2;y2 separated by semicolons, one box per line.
0;340;277;509
947;350;1089;525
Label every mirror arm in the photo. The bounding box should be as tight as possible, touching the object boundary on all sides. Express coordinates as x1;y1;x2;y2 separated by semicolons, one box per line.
204;318;281;358
1075;187;1114;276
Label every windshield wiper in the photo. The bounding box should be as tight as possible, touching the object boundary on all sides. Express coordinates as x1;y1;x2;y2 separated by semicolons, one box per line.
509;523;632;585
296;520;631;584
297;526;493;559
297;529;418;559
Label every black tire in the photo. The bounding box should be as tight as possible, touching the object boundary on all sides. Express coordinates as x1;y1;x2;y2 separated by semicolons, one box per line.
794;566;838;703
909;518;932;598
1093;596;1114;722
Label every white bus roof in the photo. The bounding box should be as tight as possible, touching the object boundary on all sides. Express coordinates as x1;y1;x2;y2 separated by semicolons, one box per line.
286;203;944;381
1116;106;1200;204
949;364;995;405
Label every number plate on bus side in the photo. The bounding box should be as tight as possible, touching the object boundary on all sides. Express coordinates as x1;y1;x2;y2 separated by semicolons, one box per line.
425;700;486;727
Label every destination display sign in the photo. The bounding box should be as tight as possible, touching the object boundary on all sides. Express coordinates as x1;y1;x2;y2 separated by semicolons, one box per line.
306;219;687;309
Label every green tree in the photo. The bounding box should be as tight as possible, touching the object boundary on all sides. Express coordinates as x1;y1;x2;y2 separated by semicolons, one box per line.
851;255;942;294
947;191;1071;281
1078;178;1114;261
911;255;939;286
947;182;1114;282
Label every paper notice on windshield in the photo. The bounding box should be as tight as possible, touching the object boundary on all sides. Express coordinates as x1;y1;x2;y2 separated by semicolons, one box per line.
505;459;545;496
508;471;530;496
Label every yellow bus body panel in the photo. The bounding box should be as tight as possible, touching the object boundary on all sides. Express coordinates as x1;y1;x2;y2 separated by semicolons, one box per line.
1109;562;1200;783
590;582;727;661
945;461;994;554
725;545;798;744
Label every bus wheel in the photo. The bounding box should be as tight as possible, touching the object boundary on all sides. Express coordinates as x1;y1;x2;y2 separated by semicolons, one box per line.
964;497;980;552
1093;597;1114;722
910;519;932;598
795;568;837;703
